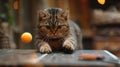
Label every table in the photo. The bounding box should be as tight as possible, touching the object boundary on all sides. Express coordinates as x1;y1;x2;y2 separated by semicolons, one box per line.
0;49;119;67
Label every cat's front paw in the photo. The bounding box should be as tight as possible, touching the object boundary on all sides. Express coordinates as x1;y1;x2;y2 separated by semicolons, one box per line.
39;43;52;54
63;40;75;54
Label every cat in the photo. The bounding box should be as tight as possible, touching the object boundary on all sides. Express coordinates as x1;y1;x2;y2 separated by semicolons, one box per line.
35;8;83;54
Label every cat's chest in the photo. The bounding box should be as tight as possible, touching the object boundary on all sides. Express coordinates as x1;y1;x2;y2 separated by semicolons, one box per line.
47;39;64;51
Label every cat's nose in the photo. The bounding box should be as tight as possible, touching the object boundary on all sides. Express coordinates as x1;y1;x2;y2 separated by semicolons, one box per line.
51;29;57;34
52;31;56;34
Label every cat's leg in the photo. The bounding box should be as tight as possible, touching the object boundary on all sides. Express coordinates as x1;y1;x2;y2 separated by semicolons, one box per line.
35;39;52;53
62;36;77;54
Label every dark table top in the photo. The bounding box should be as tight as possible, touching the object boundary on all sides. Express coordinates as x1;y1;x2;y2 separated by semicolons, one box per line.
0;49;119;67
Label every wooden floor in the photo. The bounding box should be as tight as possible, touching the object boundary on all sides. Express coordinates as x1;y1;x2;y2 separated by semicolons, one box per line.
0;49;119;67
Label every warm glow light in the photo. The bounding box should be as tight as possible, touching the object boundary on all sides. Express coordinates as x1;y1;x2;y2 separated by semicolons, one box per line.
97;0;105;5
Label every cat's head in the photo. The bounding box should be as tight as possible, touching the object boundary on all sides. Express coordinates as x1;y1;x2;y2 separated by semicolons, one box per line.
37;8;69;39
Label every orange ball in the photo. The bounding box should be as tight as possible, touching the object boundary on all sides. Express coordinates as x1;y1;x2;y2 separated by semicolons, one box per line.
21;32;32;43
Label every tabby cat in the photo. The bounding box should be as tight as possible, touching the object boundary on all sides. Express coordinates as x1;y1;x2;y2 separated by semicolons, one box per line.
35;8;83;53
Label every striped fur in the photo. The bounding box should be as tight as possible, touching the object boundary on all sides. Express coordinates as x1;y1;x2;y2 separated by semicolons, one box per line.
35;8;83;53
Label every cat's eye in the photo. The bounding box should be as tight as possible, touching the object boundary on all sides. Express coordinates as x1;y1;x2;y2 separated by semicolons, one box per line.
57;21;60;25
57;26;61;29
46;26;50;29
45;22;49;25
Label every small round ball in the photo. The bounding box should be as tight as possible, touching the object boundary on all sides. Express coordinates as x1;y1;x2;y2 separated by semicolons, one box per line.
21;32;32;43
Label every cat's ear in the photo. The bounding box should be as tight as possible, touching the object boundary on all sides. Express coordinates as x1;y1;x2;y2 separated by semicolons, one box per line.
61;9;69;20
38;10;49;21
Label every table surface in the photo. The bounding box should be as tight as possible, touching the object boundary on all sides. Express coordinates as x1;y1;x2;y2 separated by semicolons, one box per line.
0;49;119;67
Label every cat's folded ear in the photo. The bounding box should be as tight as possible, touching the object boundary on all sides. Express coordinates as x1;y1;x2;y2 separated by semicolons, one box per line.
61;9;69;21
37;10;49;21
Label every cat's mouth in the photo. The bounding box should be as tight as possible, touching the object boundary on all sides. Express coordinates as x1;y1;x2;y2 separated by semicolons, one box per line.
48;37;63;41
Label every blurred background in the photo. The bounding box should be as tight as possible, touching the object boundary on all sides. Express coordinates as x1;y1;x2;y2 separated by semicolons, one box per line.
0;0;120;57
